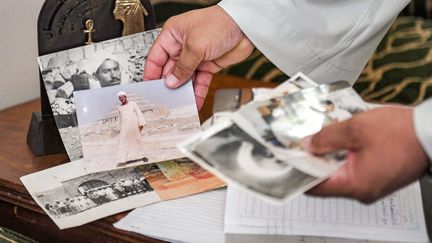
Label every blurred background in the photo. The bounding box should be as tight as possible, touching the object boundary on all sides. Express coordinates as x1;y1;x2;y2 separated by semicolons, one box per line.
1;0;432;110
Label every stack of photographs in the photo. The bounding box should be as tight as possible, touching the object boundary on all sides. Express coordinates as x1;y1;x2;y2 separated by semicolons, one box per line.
21;158;224;229
178;73;369;204
21;29;225;229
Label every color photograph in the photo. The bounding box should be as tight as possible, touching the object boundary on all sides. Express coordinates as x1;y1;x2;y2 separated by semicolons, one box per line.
74;80;201;173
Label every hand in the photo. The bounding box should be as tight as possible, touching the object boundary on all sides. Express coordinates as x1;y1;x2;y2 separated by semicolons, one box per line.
144;5;254;109
139;125;144;131
301;106;429;203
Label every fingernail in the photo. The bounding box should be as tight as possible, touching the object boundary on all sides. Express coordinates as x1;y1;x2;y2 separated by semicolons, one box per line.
166;74;179;88
301;136;312;151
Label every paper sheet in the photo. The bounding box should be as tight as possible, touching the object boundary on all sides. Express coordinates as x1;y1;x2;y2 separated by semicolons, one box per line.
114;188;227;243
225;182;429;243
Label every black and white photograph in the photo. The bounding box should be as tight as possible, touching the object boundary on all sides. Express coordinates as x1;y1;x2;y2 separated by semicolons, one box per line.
20;160;162;229
235;75;327;148
234;98;285;147
252;72;318;102
177;78;372;203
272;72;318;94
74;80;201;173
37;28;160;160
234;81;368;151
179;121;322;203
268;81;369;150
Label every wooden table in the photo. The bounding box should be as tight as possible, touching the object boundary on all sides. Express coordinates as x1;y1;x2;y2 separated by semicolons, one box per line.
0;74;275;242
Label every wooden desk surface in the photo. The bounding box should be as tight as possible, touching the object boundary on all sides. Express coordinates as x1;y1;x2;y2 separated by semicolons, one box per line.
0;74;275;242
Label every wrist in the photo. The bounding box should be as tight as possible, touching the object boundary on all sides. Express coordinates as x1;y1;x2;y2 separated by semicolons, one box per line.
212;5;244;40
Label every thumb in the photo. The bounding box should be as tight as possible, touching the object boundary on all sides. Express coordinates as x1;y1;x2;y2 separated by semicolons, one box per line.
301;119;359;155
165;43;204;89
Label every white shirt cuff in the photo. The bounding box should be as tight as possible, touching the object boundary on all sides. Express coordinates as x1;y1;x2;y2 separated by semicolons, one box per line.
414;99;432;172
218;0;409;85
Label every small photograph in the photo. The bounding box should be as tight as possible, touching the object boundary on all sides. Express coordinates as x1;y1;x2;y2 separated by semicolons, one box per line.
234;100;284;147
74;80;201;173
20;160;161;229
269;83;368;149
287;72;319;89
144;158;225;201
237;82;368;151
42;167;155;219
253;73;318;102
319;86;370;115
181;122;319;202
37;29;160;160
273;72;318;93
21;159;224;229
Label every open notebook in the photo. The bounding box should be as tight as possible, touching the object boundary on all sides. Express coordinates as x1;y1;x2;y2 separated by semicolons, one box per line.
225;182;429;243
114;182;428;243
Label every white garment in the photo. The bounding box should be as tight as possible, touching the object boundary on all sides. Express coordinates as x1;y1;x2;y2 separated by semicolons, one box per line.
219;0;432;167
218;0;410;84
414;99;432;172
117;101;146;162
105;187;119;201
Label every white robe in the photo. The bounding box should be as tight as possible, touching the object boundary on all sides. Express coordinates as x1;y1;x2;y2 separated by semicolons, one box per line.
219;0;432;171
117;101;146;163
218;0;410;84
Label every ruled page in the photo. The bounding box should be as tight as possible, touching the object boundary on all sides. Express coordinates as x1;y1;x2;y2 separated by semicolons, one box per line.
114;188;227;243
225;182;429;242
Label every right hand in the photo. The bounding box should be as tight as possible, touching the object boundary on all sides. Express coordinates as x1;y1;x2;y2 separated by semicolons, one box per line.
302;107;429;203
144;5;254;109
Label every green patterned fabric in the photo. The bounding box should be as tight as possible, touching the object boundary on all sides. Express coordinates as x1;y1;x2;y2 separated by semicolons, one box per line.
0;227;39;243
355;17;432;105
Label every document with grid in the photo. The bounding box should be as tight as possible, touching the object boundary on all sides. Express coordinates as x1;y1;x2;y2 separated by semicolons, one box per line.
225;182;429;242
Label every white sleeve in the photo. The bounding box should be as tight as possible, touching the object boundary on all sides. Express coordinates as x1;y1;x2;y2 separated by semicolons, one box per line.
218;0;410;84
414;99;432;171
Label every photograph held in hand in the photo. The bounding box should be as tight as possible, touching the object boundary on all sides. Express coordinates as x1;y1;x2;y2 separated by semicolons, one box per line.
74;80;201;173
179;76;372;204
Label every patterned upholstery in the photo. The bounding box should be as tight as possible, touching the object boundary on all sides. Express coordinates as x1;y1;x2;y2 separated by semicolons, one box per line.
356;17;432;105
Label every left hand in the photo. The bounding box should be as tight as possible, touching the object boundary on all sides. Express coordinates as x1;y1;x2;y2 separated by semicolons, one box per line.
301;106;429;203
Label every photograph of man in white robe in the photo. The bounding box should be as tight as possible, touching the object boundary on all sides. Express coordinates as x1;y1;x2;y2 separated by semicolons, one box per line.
116;91;148;166
75;80;201;173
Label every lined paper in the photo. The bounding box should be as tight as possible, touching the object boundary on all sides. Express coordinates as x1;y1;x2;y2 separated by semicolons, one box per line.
114;188;226;243
225;182;429;242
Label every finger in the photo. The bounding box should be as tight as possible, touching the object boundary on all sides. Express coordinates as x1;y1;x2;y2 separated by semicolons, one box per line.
306;165;353;197
161;58;176;79
144;29;182;81
144;42;168;81
301;119;359;155
166;41;205;88
193;71;212;110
